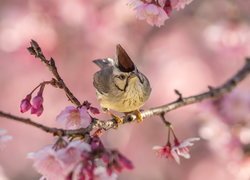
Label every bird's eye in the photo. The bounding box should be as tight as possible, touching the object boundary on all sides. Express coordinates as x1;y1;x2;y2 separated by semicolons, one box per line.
118;74;126;80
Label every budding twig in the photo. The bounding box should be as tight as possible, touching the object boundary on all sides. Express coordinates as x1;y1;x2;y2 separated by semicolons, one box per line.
28;40;81;107
0;40;250;137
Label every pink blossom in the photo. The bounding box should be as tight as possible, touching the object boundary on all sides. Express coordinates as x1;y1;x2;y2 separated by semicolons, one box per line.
153;143;172;158
219;91;250;124
135;3;169;27
129;1;169;27
128;0;194;26
20;94;32;113
102;150;134;175
0;129;12;148
127;0;144;9
170;0;193;10
94;166;118;180
172;137;200;164
56;106;92;129
28;140;91;180
153;137;200;164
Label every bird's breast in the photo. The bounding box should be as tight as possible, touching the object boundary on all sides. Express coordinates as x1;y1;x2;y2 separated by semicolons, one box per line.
97;81;148;112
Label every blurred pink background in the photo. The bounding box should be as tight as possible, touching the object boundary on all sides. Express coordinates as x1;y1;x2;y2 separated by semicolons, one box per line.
0;0;250;179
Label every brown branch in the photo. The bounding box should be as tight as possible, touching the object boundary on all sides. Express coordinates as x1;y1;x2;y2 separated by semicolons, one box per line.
0;111;93;136
1;39;250;137
28;40;81;107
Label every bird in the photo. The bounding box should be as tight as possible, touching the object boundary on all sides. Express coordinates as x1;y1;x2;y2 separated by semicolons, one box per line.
93;44;151;124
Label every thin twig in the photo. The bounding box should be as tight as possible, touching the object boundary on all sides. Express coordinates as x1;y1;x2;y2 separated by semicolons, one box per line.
0;111;93;136
28;40;81;107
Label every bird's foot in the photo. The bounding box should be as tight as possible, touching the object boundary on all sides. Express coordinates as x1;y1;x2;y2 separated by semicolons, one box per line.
111;113;124;125
103;108;123;126
134;110;143;123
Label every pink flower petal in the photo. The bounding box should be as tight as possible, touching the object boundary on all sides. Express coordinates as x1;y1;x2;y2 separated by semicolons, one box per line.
56;106;92;129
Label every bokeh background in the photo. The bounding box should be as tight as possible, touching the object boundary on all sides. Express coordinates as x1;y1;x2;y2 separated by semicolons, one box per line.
0;0;250;179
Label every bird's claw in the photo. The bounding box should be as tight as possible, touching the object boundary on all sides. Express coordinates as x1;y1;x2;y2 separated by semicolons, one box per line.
134;110;143;123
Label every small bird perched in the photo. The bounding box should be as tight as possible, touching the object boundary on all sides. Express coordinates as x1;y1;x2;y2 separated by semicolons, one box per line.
93;44;151;124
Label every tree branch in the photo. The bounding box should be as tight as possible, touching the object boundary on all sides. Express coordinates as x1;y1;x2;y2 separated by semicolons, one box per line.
143;58;250;118
0;40;250;137
28;40;81;107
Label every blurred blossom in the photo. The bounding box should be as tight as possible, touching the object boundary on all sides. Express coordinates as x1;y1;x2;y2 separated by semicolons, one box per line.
93;166;118;180
171;0;193;10
28;140;91;180
102;150;134;175
56;106;92;130
239;128;250;145
218;91;250;125
0;129;12;148
128;0;193;26
58;0;87;26
133;2;169;27
0;12;57;52
0;167;8;180
199;119;234;158
203;21;250;57
236;157;250;180
199;90;250;179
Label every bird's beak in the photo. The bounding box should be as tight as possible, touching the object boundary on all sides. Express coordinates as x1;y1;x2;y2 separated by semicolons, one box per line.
129;69;143;83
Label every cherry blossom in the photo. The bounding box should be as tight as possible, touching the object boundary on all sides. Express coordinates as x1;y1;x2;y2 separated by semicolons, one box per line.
171;137;200;164
102;150;134;175
128;0;194;26
94;166;118;180
153;121;200;164
152;142;172;158
139;3;168;26
56;106;92;129
171;0;193;10
28;140;91;180
133;3;169;27
153;137;200;164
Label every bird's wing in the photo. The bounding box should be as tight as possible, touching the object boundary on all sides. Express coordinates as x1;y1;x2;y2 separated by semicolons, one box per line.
93;67;113;94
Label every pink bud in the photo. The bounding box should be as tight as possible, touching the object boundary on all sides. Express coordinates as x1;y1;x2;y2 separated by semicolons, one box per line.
90;107;100;115
91;137;104;151
32;95;43;109
117;153;134;170
174;138;180;146
31;105;44;117
20;95;32;113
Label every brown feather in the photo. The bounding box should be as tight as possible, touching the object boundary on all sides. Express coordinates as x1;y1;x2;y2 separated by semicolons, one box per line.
116;44;135;72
